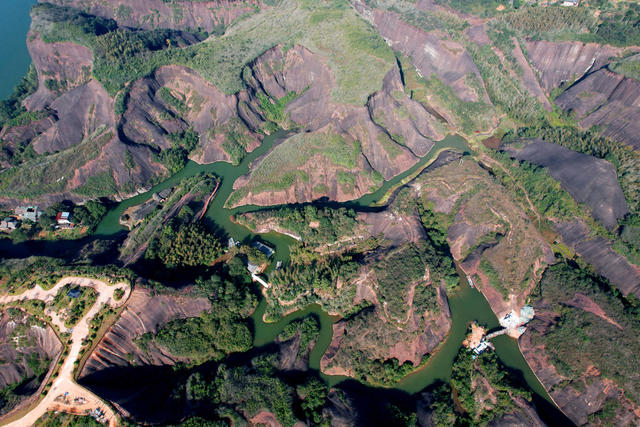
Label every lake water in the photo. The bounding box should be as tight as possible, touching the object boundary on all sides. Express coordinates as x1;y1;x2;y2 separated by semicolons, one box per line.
0;0;37;99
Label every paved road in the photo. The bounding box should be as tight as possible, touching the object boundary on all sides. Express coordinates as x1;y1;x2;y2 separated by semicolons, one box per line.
0;277;130;427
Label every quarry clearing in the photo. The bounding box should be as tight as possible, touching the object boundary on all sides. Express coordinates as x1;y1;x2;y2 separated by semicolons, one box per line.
0;277;131;427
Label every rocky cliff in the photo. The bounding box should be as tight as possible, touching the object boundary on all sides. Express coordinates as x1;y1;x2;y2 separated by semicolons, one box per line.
555;67;640;150
519;263;640;425
525;40;624;93
122;64;262;164
80;287;210;375
554;221;640;297
503;139;629;229
371;9;488;104
2;2;461;208
25;32;93;111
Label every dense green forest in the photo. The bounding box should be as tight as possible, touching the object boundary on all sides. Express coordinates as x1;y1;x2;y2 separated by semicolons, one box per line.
137;269;258;364
236;205;360;246
145;219;223;269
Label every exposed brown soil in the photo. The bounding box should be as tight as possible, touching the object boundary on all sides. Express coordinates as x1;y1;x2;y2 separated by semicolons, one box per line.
417;159;553;317
250;410;282;427
482;136;501;149
565;293;623;330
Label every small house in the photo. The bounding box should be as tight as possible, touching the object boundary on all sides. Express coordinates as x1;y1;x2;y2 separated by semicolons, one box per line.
56;211;72;225
0;217;18;230
472;339;492;355
152;188;172;202
252;241;275;258
15;206;40;223
67;288;82;298
520;305;535;323
562;0;578;6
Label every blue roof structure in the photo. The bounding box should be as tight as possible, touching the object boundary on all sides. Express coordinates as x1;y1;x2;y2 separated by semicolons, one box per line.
67;288;82;298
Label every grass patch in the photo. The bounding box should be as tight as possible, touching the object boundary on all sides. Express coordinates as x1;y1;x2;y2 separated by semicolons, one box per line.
235;131;363;196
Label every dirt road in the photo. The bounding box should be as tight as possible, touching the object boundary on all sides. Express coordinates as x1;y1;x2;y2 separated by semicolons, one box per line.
0;277;130;427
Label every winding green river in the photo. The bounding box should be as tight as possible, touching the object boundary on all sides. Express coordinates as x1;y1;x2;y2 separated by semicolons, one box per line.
95;132;553;405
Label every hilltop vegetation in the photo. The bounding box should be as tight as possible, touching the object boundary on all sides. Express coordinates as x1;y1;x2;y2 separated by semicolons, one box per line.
235;205;361;246
31;0;395;103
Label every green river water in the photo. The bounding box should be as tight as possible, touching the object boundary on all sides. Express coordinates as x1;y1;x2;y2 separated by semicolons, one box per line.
95;132;553;403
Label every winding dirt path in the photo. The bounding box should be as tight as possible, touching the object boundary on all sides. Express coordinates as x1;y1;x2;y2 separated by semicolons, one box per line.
479;154;541;224
0;277;131;427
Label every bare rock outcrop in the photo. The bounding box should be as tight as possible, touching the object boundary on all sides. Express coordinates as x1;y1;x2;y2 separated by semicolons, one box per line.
24;32;93;111
525;40;624;92
0;8;171;205
39;0;263;32
503;139;628;229
0;116;56;168
359;209;427;247
554;221;640;297
511;38;552;111
122;65;261;163
32;80;114;154
555;67;640;150
231;44;450;207
520;297;640;425
0;310;61;416
368;67;445;156
416;159;553;318
371;9;489;104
